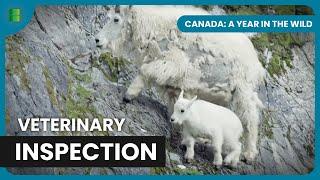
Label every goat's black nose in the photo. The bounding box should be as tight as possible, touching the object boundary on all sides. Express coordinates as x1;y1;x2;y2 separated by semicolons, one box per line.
170;118;175;122
95;39;99;43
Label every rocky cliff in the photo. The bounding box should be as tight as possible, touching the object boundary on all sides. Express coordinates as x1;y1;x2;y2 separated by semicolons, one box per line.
5;6;314;175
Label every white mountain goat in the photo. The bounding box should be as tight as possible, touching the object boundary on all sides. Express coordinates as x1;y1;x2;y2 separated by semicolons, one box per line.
171;90;243;167
94;6;265;161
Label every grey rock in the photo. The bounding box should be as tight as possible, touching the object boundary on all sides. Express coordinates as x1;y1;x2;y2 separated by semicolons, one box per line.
168;152;182;164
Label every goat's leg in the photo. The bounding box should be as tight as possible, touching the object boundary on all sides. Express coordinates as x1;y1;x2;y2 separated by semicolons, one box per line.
184;138;195;163
230;86;260;162
212;132;223;166
242;116;259;161
182;130;195;163
224;142;241;167
241;98;259;161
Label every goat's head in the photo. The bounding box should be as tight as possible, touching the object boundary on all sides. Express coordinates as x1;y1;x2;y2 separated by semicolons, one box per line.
95;5;130;49
170;90;197;125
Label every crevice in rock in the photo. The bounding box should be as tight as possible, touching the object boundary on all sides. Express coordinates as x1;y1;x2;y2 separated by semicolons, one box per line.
34;11;47;34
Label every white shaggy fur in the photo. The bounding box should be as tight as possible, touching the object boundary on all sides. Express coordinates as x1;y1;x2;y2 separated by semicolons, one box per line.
171;90;243;167
95;6;265;161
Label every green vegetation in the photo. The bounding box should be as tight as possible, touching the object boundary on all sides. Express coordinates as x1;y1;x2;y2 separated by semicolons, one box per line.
261;111;274;139
93;52;128;82
43;67;58;106
57;56;108;136
68;66;92;83
267;55;284;77
5;109;11;124
76;85;92;101
273;5;295;15
251;33;302;76
152;167;203;175
64;62;106;135
6;35;31;91
65;83;96;119
65;84;105;135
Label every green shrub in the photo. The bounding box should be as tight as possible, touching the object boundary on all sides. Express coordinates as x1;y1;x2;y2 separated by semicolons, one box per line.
97;52;128;82
251;33;301;77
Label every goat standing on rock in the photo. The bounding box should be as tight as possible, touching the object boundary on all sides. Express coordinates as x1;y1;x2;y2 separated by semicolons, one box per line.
171;90;243;167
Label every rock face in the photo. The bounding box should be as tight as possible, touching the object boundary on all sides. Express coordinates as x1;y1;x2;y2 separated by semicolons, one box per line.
5;6;314;175
247;42;314;174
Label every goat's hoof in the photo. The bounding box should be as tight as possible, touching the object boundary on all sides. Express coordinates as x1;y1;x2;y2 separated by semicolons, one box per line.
184;158;194;164
224;161;238;169
123;94;134;102
243;150;257;162
213;161;223;167
223;158;232;166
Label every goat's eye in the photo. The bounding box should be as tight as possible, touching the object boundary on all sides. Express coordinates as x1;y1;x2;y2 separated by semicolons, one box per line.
114;18;119;23
181;109;185;113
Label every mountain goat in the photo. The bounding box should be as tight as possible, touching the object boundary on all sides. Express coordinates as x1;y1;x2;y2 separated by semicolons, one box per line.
171;90;243;167
94;6;265;161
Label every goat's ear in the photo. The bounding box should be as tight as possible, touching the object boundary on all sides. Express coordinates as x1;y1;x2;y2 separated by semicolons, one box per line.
178;90;184;99
187;96;197;109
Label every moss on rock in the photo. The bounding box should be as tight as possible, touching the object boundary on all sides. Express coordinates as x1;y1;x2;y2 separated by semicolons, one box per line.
64;64;106;136
6;35;31;91
94;52;128;82
43;67;58;107
5;109;11;124
69;67;92;83
65;84;95;119
261;111;274;139
251;33;301;77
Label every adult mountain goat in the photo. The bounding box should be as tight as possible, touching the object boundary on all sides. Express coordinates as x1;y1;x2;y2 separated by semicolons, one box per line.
95;6;265;161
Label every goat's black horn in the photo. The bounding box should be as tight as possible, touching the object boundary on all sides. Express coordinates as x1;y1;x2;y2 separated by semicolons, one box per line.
115;5;120;13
